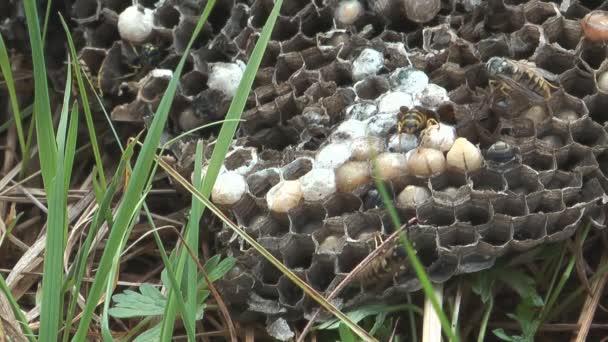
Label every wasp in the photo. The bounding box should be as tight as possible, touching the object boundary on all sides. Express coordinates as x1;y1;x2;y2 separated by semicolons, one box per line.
353;232;409;287
486;57;559;103
397;106;439;135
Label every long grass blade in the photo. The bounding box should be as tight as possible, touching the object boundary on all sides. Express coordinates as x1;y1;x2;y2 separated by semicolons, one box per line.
71;2;216;339
59;14;107;189
0;33;27;158
0;274;36;341
155;157;378;342
23;0;57;193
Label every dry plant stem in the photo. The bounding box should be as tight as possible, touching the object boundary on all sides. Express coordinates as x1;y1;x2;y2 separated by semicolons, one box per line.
297;220;414;342
572;247;608;342
490;322;608;331
423;283;444;342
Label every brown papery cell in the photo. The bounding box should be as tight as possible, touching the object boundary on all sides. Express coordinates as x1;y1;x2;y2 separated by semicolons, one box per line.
581;11;608;42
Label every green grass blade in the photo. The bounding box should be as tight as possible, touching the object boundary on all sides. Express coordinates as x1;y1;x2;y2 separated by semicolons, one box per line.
62;103;80;197
0;273;36;341
161;0;282;336
369;147;460;342
23;0;57;193
0;104;32;135
62;139;136;342
56;57;72;151
71;2;216;339
186;142;204;327
0;33;27;157
59;14;107;189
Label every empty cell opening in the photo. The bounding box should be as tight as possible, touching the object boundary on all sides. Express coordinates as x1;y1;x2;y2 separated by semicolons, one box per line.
560;69;596;98
274;54;304;84
306;259;335;292
544;18;581;50
524;2;559;25
540;171;579;190
455;202;491;225
498;119;535;140
247;169;281;198
260;42;281;68
527;191;565;213
438;226;477;248
180;71;207;97
320;63;352;87
511;26;541;59
258;216;290;237
571;119;608;147
504;167;543;194
522;150;554;171
259;259;283;285
491;195;527;216
278;276;304;306
282;158;313;181
355;77;391;100
428;254;459;283
597;150;608;176
430;172;468;192
477;38;510;62
587;94;608;125
283;34;316;54
301;10;333;38
411;233;439;268
280;0;310;16
289;204;326;235
579;0;605;9
556;145;593;172
535;49;575;75
344;212;382;240
546;208;581;235
469;168;505;192
564;178;605;206
581;43;607;70
513;216;546;240
291;72;317;97
224;149;255;171
324;193;361;217
73;0;98;19
282;236;315;269
480;221;512;246
417;204;455;226
337;244;368;273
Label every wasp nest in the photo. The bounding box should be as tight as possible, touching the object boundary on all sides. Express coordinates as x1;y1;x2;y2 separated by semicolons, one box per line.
66;0;608;332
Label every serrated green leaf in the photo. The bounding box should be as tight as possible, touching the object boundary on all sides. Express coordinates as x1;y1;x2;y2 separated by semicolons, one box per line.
472;271;494;304
497;270;543;307
108;284;167;318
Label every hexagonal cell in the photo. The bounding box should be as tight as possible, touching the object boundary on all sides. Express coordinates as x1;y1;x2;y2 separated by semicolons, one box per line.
559;68;597;99
491;193;527;217
542;16;582;51
247;168;281;200
540;170;582;190
306;257;336;292
533;44;575;76
455;200;492;226
344;212;382;241
579;40;608;71
547;90;588;122
278;274;304;307
416;201;456;226
469;168;506;192
546;207;583;237
288;203;326;235
354;76;390;100
523;1;559;25
283;33;317;54
510;24;542;60
430;171;471;206
361;185;394;210
570;117;608;147
337;242;369;274
324;192;362;218
563;177;606;207
504;165;543;195
476;36;510;62
555;143;598;173
585;93;608;125
281;234;315;270
522;149;555;172
496;118;536;147
479;216;513;248
526;190;565;214
258;215;290;238
512;214;547;242
438;224;479;250
257;257;284;286
282;157;313;181
314;231;346;255
535;119;570;150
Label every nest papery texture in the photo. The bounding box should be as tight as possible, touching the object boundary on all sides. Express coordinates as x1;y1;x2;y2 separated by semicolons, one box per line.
40;0;608;330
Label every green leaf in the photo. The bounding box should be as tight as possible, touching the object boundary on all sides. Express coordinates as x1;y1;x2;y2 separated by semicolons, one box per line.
0;33;27;158
317;304;422;330
200;256;237;286
339;323;357;342
108;284;167;318
133;323;161;342
497;270;543;307
493;329;520;342
472;271;494;304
